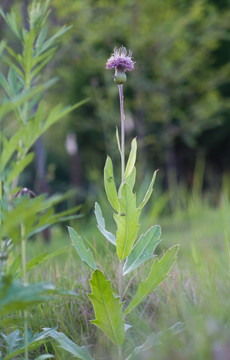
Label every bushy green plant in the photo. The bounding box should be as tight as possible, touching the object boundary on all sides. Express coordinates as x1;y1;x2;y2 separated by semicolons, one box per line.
69;47;179;359
0;1;92;359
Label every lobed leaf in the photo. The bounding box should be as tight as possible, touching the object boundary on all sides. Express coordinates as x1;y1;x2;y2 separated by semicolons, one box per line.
114;183;140;260
94;202;116;245
88;270;125;346
124;246;179;314
123;225;161;275
68;226;97;270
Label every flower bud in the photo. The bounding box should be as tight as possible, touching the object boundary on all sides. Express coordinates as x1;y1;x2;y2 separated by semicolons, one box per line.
113;70;127;85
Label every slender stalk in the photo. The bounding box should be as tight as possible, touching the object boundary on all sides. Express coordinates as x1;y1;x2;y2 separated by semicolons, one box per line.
118;84;125;301
21;223;29;360
118;345;122;360
0;179;2;275
118;84;125;184
119;261;123;300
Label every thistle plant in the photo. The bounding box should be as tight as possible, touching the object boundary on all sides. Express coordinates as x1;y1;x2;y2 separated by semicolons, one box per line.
69;47;179;359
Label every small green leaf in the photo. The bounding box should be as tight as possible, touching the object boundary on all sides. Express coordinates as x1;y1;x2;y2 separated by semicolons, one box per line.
114;183;140;260
138;170;157;210
94;202;116;245
68;226;97;270
123;225;161;275
124;138;137;179
88;270;125;346
124;246;179;315
104;156;119;211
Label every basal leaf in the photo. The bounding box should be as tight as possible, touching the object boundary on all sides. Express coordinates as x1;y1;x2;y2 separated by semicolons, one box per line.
94;202;116;245
114;183;140;261
124;246;179;315
48;329;94;360
123;225;161;275
2;328;92;360
104;156;119;212
88;270;125;346
68;226;97;270
138;170;158;210
124;138;137;179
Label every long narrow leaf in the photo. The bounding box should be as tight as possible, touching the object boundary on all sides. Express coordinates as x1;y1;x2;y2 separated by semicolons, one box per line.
68;227;97;270
124;246;179;315
124;138;137;179
138;170;157;210
94;202;116;245
104;156;119;211
123;225;161;275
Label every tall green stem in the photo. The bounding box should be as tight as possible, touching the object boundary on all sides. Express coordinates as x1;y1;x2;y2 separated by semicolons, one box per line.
118;84;125;300
118;84;125;184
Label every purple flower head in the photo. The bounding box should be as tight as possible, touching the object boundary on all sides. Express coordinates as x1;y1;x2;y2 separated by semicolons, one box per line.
106;46;135;72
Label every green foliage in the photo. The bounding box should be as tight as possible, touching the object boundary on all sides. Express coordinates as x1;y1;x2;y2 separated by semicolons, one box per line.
0;1;88;359
88;270;125;346
69;99;178;354
1;327;93;360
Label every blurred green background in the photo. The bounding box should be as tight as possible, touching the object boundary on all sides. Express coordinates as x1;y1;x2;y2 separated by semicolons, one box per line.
1;0;230;208
2;2;230;358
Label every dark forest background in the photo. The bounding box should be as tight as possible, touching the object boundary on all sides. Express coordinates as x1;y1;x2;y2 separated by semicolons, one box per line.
1;0;230;210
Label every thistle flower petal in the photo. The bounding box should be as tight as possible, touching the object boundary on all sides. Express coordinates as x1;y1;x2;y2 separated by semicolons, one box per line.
106;46;135;72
